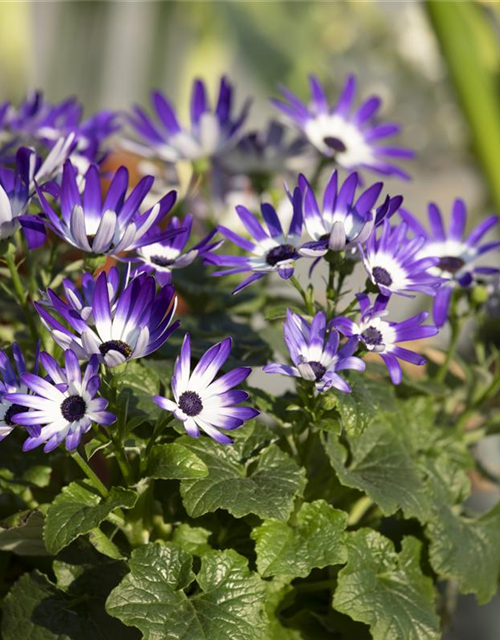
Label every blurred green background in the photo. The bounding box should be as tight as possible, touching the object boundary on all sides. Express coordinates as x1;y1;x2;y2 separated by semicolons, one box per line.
1;0;500;222
1;2;500;638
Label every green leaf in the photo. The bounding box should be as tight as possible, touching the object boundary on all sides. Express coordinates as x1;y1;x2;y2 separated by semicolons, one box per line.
179;437;305;520
2;569;139;640
0;434;52;495
88;528;125;560
84;439;111;460
0;510;48;556
44;480;137;555
115;361;162;422
426;490;500;604
147;443;208;479
333;530;440;640
323;428;428;520
172;524;212;556
261;579;304;640
335;377;396;436
427;1;500;212
106;543;267;640
252;500;347;579
265;305;303;321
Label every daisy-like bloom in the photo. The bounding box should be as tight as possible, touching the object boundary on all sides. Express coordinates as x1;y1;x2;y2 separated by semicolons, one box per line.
271;75;414;179
35;271;179;367
154;334;259;444
132;214;222;285
0;147;46;248
5;350;115;453
400;200;500;326
298;169;403;257
205;187;304;293
0;343;39;442
127;77;251;163
36;161;180;257
2;133;77;194
331;294;438;384
36;266;124;323
1;91;118;172
263;309;365;393
361;219;443;298
221;121;310;176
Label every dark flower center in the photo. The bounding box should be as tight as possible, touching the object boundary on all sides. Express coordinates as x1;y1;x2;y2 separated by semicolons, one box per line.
4;403;28;426
437;256;464;274
99;340;133;359
323;136;347;153
361;326;383;346
60;395;87;422
307;361;326;381
266;244;298;267
178;391;203;417
372;266;393;287
150;255;176;268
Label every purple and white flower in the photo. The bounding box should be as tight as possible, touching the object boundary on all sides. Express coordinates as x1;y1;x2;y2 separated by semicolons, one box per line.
0;91;118;173
36;161;180;257
400;199;500;326
361;219;443;298
154;334;259;444
0;147;46;248
271;75;414;179
5;350;115;453
263;309;365;393
0;343;39;441
221;120;310;176
206;187;303;293
132;214;222;285
35;271;179;367
128;77;251;163
331;294;438;384
37;266;124;324
298;169;402;257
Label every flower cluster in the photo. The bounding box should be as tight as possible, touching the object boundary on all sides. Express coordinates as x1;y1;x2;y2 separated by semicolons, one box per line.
0;71;498;457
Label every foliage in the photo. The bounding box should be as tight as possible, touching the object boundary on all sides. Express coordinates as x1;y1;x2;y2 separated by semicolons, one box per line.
0;52;499;640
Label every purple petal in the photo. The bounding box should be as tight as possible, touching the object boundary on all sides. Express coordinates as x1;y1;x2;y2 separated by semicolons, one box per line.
449;199;467;241
380;352;402;385
191;79;208;125
335;75;356;117
152;91;181;134
433;286;453;327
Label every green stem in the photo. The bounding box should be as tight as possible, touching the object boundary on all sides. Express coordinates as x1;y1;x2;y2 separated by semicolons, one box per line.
455;373;500;432
20;235;38;299
48;236;60;274
347;496;374;526
327;262;335;303
102;367;135;485
71;451;108;498
301;428;316;469
436;315;462;384
337;295;362;317
4;251;38;343
309;157;329;191
110;432;134;485
289;275;314;316
142;415;174;475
